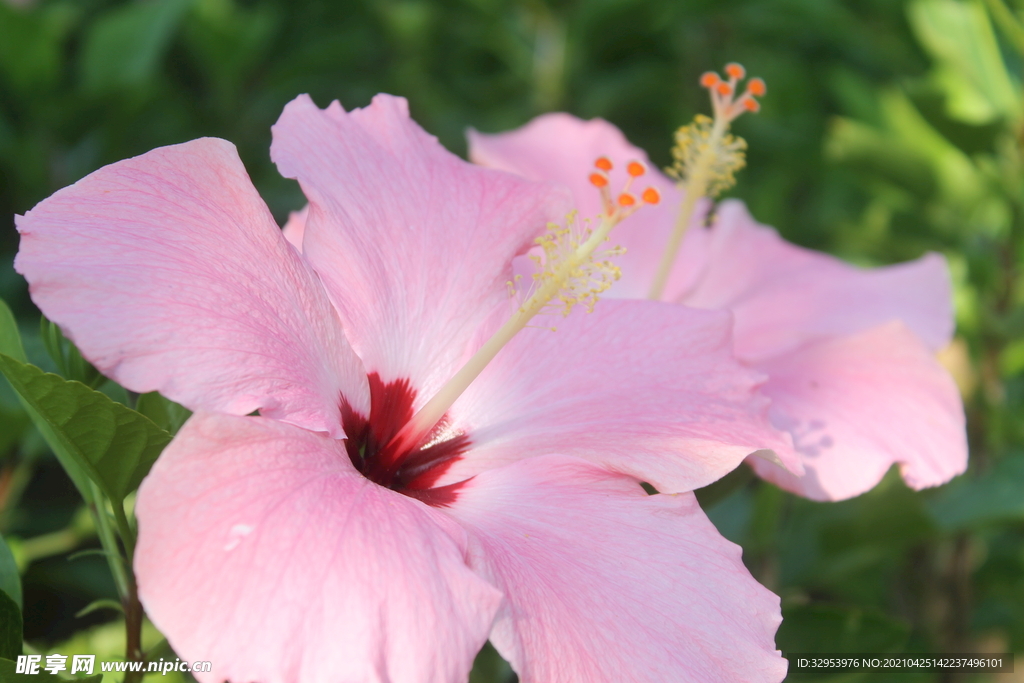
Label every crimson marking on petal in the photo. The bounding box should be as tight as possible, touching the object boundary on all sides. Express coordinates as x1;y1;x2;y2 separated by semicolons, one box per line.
340;373;471;506
405;480;470;508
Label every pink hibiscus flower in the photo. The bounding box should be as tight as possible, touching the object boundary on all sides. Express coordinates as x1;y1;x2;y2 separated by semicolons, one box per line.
16;94;790;682
468;97;967;502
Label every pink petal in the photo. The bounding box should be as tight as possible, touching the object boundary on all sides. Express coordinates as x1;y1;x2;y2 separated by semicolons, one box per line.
281;205;308;252
681;200;954;362
135;412;501;683
468;113;707;300
746;322;967;501
441;300;797;493
270;95;571;397
446;455;787;683
15;139;367;435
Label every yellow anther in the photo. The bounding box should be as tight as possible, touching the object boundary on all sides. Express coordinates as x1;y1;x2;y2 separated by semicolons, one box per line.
666;114;747;199
528;212;624;317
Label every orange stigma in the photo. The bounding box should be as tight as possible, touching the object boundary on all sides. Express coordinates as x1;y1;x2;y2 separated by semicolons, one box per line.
700;62;766;123
587;155;660;219
700;72;720;88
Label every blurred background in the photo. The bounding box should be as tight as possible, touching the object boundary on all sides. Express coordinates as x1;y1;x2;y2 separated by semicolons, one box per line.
0;0;1022;680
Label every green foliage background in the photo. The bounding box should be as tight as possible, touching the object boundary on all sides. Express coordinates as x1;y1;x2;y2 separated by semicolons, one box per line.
0;0;1022;681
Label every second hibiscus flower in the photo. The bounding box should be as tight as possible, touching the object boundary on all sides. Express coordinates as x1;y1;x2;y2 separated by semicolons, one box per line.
468;70;967;502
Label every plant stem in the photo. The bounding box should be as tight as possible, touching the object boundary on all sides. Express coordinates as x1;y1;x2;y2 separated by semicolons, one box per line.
123;578;145;683
88;483;130;600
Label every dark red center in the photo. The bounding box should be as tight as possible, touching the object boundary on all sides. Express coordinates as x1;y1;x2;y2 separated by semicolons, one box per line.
340;373;469;507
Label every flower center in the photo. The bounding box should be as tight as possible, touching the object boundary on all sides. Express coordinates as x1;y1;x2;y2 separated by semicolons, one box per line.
647;62;765;300
341;373;470;507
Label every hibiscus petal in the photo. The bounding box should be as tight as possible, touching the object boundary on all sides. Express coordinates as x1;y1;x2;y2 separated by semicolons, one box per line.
135;412;502;683
282;205;308;252
445;455;787;683
442;300;797;493
15;138;367;435
271;95;571;398
468;113;708;300
681;200;954;362
746;321;967;501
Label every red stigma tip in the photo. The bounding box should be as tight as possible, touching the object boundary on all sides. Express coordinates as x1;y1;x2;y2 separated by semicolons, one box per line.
748;77;766;97
716;82;733;97
641;187;661;204
741;96;760;112
618;193;636;207
700;72;720;88
589;172;609;188
626;160;647;177
725;63;745;80
595;157;613;171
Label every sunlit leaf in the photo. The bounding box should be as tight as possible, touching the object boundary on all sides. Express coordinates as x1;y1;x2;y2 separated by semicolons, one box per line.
0;354;170;503
908;0;1020;123
825;117;936;197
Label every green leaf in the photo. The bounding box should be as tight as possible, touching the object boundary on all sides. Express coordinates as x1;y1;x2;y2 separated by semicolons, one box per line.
80;0;192;94
777;604;910;654
0;657;102;682
0;303;94;501
0;534;20;611
0;2;68;95
74;598;124;619
0;589;21;660
908;0;1020;123
0;299;26;364
40;318;102;389
469;642;516;683
136;392;192;435
0;354;171;503
928;452;1024;531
